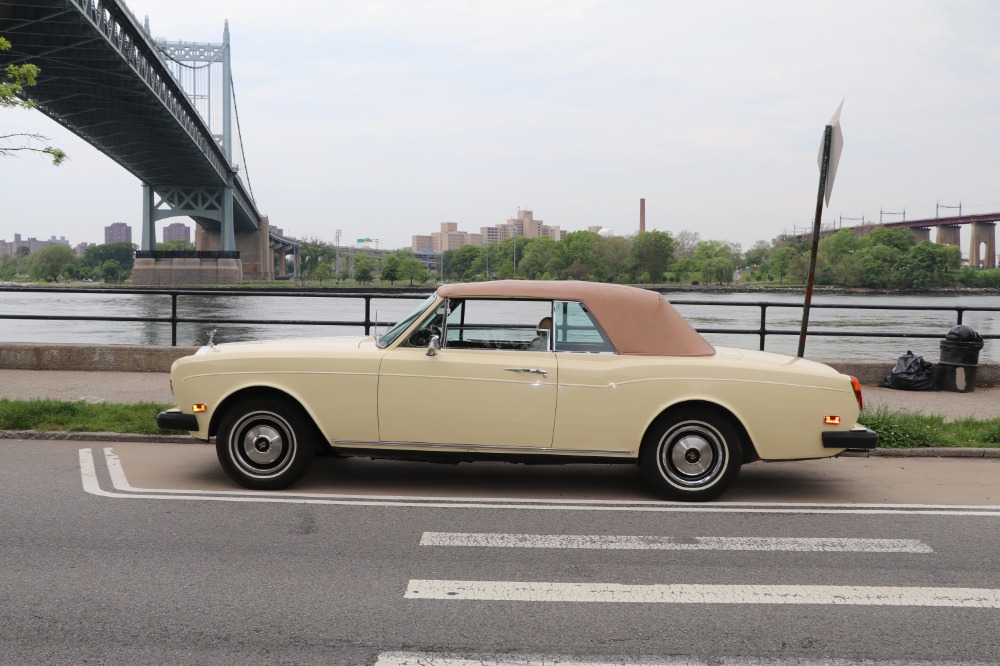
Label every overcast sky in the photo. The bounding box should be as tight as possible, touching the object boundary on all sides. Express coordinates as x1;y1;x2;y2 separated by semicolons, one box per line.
4;0;1000;252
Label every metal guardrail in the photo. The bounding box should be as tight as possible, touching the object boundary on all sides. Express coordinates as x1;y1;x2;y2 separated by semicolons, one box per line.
0;286;998;349
668;298;1000;351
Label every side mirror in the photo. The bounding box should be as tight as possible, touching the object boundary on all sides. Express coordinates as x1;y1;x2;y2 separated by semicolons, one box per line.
426;335;441;357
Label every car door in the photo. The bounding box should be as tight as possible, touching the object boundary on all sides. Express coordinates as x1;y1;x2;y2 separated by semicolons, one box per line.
378;298;557;450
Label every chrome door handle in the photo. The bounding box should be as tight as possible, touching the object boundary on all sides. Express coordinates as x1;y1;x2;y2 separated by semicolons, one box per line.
504;368;549;378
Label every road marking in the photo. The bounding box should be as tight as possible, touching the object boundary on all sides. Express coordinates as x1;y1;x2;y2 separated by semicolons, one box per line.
419;532;933;552
375;654;997;666
404;580;1000;607
80;447;1000;516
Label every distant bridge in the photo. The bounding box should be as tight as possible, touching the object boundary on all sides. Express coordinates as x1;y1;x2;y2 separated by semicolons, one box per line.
799;212;999;268
0;0;296;282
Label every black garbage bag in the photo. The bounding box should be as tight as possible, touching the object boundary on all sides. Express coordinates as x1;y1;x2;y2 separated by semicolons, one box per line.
879;350;936;391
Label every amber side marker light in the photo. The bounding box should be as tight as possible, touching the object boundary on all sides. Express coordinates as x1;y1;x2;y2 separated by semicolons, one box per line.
192;404;207;413
850;375;864;411
824;415;842;425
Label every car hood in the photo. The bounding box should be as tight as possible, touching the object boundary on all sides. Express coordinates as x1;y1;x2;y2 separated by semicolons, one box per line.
189;335;373;360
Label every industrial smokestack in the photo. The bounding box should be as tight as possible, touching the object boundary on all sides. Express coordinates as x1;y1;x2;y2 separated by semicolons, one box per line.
639;198;646;233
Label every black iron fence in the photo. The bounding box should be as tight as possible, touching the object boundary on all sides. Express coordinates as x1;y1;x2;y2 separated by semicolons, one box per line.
0;286;998;349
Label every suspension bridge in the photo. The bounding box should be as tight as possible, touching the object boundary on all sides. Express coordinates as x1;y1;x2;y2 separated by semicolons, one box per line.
0;0;298;283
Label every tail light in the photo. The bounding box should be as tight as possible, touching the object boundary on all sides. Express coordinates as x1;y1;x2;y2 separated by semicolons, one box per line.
850;375;863;411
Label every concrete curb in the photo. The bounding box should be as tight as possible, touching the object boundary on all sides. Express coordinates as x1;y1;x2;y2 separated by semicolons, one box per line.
2;429;998;457
0;430;193;443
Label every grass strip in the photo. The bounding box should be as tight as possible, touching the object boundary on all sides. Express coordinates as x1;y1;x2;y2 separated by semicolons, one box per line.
859;405;1000;448
0;399;178;435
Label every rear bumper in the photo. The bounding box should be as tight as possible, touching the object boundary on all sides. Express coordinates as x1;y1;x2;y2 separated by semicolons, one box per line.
822;427;878;450
156;409;199;432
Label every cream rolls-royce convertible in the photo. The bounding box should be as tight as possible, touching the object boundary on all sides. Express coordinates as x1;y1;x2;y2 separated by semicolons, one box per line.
156;280;877;501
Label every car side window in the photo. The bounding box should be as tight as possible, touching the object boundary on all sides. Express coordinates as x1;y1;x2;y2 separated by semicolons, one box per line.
432;299;553;351
552;300;615;353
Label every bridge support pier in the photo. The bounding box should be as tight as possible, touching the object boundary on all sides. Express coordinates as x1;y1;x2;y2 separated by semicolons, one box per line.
936;224;962;247
910;227;931;243
969;221;997;268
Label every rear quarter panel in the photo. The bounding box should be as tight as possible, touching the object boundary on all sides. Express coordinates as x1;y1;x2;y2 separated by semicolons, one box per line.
553;349;860;460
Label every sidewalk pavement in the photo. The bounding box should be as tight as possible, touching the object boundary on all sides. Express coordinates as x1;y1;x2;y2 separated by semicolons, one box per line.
1;369;999;455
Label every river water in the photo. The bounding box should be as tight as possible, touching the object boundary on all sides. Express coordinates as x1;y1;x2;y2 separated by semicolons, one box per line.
0;289;998;362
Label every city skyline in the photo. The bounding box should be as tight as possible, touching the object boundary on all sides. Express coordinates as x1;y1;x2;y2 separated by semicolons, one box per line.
3;1;1000;253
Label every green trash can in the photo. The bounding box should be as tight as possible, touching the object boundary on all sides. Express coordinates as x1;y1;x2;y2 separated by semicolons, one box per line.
936;325;984;393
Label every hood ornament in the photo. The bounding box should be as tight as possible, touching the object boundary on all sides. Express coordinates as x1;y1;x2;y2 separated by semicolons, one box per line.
207;329;218;348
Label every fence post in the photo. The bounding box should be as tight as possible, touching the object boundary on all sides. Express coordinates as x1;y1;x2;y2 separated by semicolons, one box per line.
759;305;767;351
364;296;372;335
171;292;178;346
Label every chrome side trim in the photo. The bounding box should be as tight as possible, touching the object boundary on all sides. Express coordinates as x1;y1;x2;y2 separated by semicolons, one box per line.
503;367;549;378
331;439;634;457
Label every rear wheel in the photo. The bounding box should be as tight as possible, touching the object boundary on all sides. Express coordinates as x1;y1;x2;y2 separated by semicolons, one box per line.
640;407;742;501
216;398;316;490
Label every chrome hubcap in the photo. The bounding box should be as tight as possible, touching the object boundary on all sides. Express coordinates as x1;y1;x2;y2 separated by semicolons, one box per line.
229;411;296;477
658;420;727;489
670;434;715;477
245;425;283;464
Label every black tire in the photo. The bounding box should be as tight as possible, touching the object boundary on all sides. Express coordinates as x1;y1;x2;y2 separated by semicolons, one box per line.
640;407;742;501
216;398;316;490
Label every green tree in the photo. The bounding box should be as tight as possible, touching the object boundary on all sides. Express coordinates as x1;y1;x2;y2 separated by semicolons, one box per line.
82;242;136;273
856;244;905;288
744;240;771;269
1;37;66;165
701;257;734;285
298;237;336;278
380;253;402;284
510;238;554;280
26;244;77;281
596;235;633;283
632;231;676;282
904;241;961;288
156;239;195;251
443;245;481;281
353;254;375;284
765;246;797;285
101;259;121;281
400;256;427;286
860;227;915;253
0;254;18;279
311;262;332;283
820;228;860;264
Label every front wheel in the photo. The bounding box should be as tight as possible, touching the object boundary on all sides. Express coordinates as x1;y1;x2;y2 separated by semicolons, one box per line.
640;408;742;501
216;398;316;490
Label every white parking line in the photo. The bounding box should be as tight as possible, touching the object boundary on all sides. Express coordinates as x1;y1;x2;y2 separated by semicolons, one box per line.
419;532;933;552
404;580;1000;607
79;448;1000;516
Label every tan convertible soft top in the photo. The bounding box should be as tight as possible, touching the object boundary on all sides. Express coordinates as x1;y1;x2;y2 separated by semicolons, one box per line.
437;280;715;356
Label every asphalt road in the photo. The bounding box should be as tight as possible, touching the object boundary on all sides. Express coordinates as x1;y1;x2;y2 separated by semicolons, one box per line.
2;439;999;665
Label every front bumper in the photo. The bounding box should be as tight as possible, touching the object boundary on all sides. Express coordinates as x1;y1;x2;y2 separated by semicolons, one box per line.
822;427;878;450
156;409;199;432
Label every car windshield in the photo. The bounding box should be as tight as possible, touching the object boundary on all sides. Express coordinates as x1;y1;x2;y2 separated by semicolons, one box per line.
376;295;436;348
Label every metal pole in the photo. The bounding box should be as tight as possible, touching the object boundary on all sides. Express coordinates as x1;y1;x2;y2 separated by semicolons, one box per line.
797;125;833;358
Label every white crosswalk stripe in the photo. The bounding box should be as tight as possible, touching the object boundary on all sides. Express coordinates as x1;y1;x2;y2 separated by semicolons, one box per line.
375;652;996;665
404;580;1000;607
420;532;933;552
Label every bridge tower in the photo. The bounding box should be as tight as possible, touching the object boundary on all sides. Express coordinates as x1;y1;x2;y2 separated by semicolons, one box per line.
141;20;237;251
